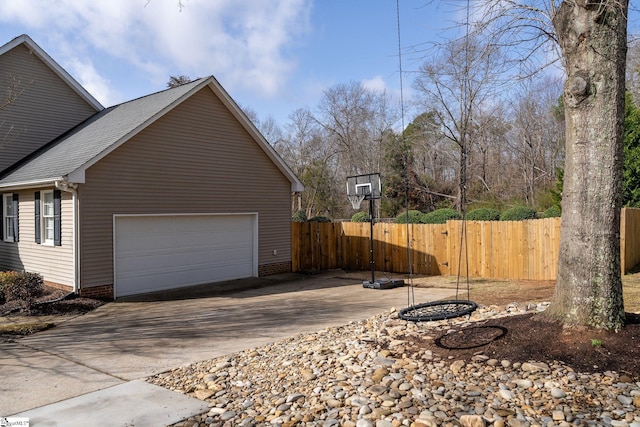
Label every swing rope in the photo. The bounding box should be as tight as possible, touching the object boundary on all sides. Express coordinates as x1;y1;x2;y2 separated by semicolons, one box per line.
397;0;476;322
395;0;416;309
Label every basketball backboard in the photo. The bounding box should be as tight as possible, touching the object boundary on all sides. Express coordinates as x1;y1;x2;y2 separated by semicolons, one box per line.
346;173;381;200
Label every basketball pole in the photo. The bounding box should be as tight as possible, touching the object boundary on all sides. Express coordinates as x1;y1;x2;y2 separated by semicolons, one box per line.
347;172;403;290
368;197;375;284
362;191;403;290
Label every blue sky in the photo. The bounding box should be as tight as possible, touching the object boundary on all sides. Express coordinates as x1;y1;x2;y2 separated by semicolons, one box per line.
0;0;463;127
0;1;636;128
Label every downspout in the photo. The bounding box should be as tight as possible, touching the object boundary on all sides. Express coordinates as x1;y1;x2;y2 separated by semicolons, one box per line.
55;179;80;295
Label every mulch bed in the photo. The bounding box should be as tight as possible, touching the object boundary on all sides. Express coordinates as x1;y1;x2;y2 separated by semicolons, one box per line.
400;312;640;379
0;286;104;317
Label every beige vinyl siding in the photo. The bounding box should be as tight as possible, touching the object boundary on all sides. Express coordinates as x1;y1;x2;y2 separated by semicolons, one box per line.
0;44;98;172
80;87;292;288
0;189;74;286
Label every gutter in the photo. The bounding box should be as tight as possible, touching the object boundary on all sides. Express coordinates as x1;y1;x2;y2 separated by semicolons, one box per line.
0;178;60;192
55;179;80;295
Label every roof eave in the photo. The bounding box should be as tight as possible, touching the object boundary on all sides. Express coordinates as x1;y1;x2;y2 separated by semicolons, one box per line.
0;177;62;191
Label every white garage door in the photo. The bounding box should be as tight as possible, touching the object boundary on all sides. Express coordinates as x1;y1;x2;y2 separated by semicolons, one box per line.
114;214;257;297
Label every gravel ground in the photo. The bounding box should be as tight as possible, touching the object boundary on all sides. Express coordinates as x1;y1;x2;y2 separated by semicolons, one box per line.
149;303;640;427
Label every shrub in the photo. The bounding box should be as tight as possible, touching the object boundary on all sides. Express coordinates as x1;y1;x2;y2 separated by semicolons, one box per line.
308;216;331;223
500;206;538;221
292;210;307;222
541;206;561;218
0;271;44;308
395;210;423;224
0;271;20;304
422;208;462;224
351;211;370;222
466;208;501;221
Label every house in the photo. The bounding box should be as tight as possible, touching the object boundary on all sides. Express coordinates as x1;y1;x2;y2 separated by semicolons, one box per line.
0;35;303;299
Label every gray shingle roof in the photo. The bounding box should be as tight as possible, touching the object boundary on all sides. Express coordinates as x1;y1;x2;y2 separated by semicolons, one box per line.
0;77;208;186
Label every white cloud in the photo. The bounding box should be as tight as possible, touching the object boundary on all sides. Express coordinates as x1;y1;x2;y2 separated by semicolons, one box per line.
361;75;387;93
67;58;120;107
0;0;312;98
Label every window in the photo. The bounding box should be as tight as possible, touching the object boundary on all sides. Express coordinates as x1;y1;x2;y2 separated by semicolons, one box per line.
2;193;18;243
35;190;61;246
42;190;54;244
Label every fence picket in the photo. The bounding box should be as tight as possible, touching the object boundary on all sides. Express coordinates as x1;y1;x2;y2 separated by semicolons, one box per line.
291;208;640;280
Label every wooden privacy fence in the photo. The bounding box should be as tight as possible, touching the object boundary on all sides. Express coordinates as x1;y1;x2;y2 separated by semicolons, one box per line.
622;207;640;273
292;208;640;281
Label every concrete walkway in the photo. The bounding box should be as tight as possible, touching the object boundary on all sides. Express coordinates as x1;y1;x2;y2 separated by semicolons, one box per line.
1;271;455;425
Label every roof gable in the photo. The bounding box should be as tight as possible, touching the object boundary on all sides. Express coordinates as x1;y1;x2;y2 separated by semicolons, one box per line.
0;35;104;174
0;76;304;192
0;35;103;111
202;78;304;193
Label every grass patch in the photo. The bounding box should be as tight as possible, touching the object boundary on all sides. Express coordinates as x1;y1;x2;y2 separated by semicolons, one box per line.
0;321;54;335
411;273;640;313
443;279;555;306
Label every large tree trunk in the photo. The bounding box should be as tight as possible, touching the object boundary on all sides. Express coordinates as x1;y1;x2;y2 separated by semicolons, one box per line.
545;0;628;331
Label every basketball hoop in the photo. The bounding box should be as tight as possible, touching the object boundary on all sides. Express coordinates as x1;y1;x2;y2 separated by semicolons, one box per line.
348;194;365;210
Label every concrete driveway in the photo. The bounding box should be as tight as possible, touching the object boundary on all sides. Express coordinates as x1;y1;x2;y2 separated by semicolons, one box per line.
0;271;454;418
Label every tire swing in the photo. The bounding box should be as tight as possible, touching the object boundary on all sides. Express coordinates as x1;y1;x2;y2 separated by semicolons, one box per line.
399;301;477;322
394;0;476;322
398;214;477;322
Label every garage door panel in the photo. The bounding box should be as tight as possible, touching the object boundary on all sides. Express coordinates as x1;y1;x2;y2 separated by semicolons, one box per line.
118;259;253;286
116;245;253;274
114;214;256;297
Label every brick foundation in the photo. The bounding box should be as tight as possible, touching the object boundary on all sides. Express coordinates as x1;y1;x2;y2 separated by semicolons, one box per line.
79;285;114;300
258;261;292;276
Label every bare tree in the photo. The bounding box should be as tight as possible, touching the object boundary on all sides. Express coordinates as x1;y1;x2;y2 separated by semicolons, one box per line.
309;82;398;218
467;106;512;203
279;108;337;217
239;105;284;147
627;37;640;101
507;77;565;205
413;34;510;212
316;82;397;178
405;111;458;207
167;75;192;88
258;116;285;148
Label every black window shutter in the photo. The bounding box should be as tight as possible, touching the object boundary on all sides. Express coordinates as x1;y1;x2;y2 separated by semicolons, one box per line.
12;193;18;242
53;190;61;246
34;191;41;244
0;196;4;241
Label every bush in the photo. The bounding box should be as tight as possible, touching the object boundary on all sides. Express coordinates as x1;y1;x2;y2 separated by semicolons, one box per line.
466;208;501;221
0;271;44;308
0;271;20;304
422;208;462;224
292;210;307;222
351;211;370;222
500;206;538;221
395;210;424;224
542;206;561;218
307;216;331;223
